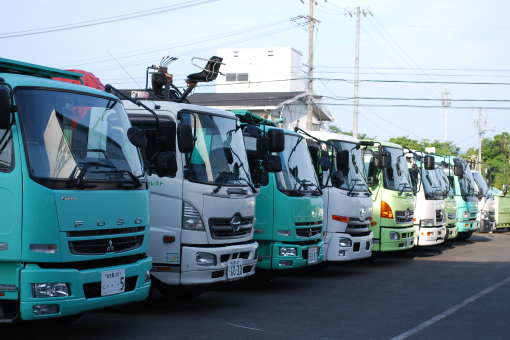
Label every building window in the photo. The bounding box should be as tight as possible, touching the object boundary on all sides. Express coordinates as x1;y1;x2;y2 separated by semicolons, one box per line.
225;73;249;82
312;124;320;131
268;50;274;56
233;51;239;57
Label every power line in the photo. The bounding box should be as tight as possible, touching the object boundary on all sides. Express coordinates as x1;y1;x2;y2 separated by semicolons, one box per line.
313;66;510;72
324;96;510;102
0;0;218;39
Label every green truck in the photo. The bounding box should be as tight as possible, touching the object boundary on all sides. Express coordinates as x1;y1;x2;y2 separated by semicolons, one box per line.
236;112;324;279
0;58;174;322
492;185;510;229
432;157;459;240
362;141;416;252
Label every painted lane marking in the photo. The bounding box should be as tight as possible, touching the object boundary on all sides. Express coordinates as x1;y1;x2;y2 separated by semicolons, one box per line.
225;323;267;332
390;276;510;340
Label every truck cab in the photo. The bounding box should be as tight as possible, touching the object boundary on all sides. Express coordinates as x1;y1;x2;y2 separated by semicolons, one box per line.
304;131;373;262
406;152;446;246
433;160;459;240
362;141;416;252
491;184;509;230
0;58;152;322
237;112;324;278
471;169;496;233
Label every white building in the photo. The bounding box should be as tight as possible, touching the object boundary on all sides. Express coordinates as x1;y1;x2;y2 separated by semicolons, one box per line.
188;47;334;131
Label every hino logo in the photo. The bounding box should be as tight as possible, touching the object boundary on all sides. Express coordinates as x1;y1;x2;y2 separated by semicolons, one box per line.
106;240;115;252
230;216;242;232
62;196;77;200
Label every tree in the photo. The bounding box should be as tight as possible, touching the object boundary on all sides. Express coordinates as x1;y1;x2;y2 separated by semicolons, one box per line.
329;125;376;141
388;136;460;156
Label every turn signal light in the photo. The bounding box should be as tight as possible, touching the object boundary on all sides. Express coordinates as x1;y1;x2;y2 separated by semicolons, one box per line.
163;236;175;243
381;201;393;219
370;216;373;221
465;224;469;227
427;232;432;236
332;215;349;223
371;221;377;226
413;218;416;222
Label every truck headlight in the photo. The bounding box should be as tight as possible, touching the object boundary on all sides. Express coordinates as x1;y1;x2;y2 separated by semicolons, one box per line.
463;211;469;219
144;270;151;283
30;244;58;254
32;283;69;298
279;247;297;257
420;219;434;227
339;238;352;247
482;211;489;220
183;203;205;231
389;232;400;241
196;252;216;266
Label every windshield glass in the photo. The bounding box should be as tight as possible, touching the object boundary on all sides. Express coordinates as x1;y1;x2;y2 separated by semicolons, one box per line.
472;172;489;195
457;161;476;196
275;134;319;193
419;168;442;197
435;167;454;198
180;112;250;186
330;140;368;192
17;89;143;180
382;147;412;192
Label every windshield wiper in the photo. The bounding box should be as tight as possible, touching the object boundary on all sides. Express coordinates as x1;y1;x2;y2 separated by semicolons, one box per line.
399;183;412;196
69;162;115;188
91;169;142;188
347;179;362;196
212;171;256;194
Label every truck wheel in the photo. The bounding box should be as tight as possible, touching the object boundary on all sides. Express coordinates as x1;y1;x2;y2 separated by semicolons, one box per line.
250;269;278;282
156;284;209;300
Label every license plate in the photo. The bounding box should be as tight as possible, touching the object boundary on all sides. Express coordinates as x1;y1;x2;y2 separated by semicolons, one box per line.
360;241;366;252
406;237;413;247
101;269;125;296
227;258;243;279
307;246;318;264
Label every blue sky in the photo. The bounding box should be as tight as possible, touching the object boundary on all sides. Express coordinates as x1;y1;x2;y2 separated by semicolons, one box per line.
1;0;508;150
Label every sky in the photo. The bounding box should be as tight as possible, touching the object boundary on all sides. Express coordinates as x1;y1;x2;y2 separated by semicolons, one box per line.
1;0;508;151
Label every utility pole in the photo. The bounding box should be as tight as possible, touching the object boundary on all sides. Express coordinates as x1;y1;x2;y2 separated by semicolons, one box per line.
441;86;451;142
472;108;494;170
307;0;314;131
345;6;372;139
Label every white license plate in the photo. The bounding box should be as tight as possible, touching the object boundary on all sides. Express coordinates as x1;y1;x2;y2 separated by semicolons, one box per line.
360;241;366;252
101;269;125;296
307;246;318;264
406;237;413;247
227;258;243;279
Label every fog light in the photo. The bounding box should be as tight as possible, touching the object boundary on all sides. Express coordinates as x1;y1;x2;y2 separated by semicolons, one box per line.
339;238;352;247
279;260;292;267
30;244;58;254
279;247;297;257
32;283;69;298
144;270;151;283
278;230;292;236
33;304;59;315
339;250;346;257
389;232;400;240
196;252;216;266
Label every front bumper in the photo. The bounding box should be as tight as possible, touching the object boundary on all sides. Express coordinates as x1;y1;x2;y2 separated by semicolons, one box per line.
456;220;478;232
152;242;258;286
373;226;416;252
478;220;497;233
445;224;458;240
19;256;152;321
414;225;446;246
257;240;324;270
323;232;373;261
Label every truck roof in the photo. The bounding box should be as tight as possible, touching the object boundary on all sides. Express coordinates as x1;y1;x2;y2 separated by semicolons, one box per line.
361;140;403;149
307;131;359;143
0;72;118;101
122;99;237;119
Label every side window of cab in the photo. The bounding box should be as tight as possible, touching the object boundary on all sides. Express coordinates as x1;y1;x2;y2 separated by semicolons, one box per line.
0;127;14;173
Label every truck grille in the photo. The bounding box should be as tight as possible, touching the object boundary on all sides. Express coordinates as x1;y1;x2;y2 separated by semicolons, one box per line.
208;216;253;239
447;213;456;220
83;276;137;299
395;210;414;224
436;210;444;223
346;218;370;236
69;236;144;255
295;226;322;238
67;227;145;237
295;221;321;226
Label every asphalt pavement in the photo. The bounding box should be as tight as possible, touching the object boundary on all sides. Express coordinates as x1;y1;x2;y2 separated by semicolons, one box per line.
5;230;510;340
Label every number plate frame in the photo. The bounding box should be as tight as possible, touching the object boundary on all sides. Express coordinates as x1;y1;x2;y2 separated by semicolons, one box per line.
307;246;318;265
101;269;126;296
227;258;243;279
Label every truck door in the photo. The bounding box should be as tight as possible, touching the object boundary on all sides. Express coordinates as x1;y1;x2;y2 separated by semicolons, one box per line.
0;120;23;261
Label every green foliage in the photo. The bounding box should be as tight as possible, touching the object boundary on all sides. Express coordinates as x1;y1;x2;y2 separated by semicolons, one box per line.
330;125;376;141
387;136;460;156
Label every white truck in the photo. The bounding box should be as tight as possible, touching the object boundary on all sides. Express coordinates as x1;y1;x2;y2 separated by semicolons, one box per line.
471;169;496;233
407;152;446;246
301;130;373;262
114;57;262;298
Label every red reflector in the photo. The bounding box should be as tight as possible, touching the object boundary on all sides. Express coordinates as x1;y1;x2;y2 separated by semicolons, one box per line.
0;293;4;296
257;259;263;262
163;235;175;243
156;267;172;271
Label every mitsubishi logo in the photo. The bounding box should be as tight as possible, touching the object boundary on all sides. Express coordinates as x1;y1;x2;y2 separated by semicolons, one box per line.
106;239;115;252
230;216;242;232
308;228;314;237
360;205;367;219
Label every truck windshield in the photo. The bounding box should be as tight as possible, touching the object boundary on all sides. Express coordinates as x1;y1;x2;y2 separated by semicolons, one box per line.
275;134;320;194
180;112;251;186
472;172;490;196
420;168;442;198
330;140;368;192
435;167;454;198
458;162;476;197
17;89;143;181
382;147;412;192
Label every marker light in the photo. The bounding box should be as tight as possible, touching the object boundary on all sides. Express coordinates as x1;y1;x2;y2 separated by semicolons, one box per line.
381;201;393;219
332;215;349;223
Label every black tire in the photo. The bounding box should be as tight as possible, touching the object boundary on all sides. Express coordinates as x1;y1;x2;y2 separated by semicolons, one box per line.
465;230;474;240
250;269;278;282
156;283;209;300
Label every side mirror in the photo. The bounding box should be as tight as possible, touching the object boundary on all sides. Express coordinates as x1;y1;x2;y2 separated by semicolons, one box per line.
484;167;489;178
454;163;464;179
424;155;435;170
411;168;419;180
264;154;282;173
477;187;483;198
470;158;476;170
158;121;176;153
332;170;345;188
267;128;285;153
177;124;194;153
376;152;391;169
359;141;374;147
503;184;508;196
245;124;262;139
367;175;379;187
0;86;13;129
156;152;178;177
127;127;146;147
319;157;332;170
336;150;349;170
224;147;234;165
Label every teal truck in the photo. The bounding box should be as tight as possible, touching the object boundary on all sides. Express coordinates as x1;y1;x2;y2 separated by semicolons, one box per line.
236;112;324;279
362;141;416;252
438;156;479;240
0;58;174;322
